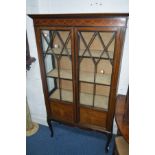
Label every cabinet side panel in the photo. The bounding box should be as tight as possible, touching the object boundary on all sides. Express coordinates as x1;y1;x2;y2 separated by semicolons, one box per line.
106;28;126;131
34;27;51;116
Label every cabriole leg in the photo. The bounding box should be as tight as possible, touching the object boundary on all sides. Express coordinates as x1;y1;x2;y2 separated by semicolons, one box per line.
105;133;112;152
47;118;54;137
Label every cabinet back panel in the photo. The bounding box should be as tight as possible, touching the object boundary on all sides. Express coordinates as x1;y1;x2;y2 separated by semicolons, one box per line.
80;32;115;51
97;60;112;74
80;58;112;74
60;57;72;70
60;79;73;90
80;58;94;73
53;31;71;49
80;82;110;96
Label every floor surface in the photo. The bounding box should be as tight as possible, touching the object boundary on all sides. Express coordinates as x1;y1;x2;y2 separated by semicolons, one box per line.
26;122;114;155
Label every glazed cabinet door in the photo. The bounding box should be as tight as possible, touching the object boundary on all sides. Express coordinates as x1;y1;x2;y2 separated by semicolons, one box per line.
75;27;119;130
36;27;76;123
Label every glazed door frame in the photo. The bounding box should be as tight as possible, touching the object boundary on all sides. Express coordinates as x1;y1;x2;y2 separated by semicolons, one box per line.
74;27;125;131
35;26;77;122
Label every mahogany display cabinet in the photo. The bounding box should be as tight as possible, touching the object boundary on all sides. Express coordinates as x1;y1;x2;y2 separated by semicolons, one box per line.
29;13;128;151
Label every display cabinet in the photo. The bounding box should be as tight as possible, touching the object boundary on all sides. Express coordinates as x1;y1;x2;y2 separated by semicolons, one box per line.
29;13;128;151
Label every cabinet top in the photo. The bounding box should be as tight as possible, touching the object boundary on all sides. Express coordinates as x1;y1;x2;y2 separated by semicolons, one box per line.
28;13;129;19
28;13;129;27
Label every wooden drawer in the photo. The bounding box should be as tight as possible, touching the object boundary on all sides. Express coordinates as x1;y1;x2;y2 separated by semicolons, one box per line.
50;101;74;123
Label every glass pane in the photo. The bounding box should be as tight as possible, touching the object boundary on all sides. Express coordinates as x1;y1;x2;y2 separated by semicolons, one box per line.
79;82;110;110
79;32;115;59
79;58;95;83
78;30;115;110
46;77;55;93
80;82;93;106
49;79;73;103
94;84;110;110
41;29;73;103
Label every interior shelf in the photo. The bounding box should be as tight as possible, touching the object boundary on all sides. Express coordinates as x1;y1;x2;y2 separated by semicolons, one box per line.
47;69;111;85
50;89;73;102
45;48;113;59
49;89;108;109
47;69;72;79
46;48;71;56
80;92;108;110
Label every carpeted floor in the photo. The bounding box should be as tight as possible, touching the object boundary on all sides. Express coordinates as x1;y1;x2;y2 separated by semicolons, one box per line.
26;122;115;155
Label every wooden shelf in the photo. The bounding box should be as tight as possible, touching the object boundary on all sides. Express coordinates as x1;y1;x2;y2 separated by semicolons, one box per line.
80;92;108;110
49;89;108;109
46;48;113;59
47;48;71;56
50;89;73;102
47;69;111;85
47;69;72;79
